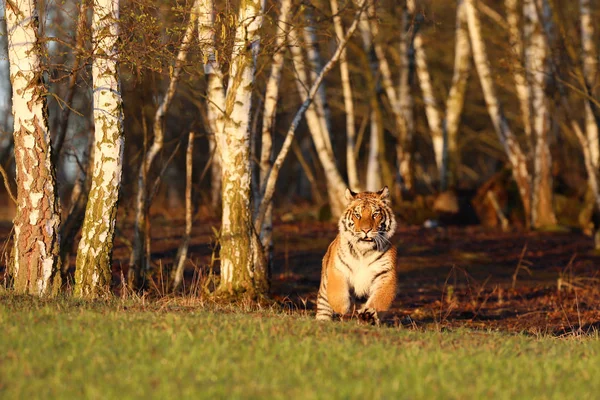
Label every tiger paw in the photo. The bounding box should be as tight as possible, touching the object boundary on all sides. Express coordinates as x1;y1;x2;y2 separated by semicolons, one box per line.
358;308;380;326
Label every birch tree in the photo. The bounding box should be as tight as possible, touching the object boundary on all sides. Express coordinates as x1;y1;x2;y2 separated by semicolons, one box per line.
331;0;360;191
200;0;269;296
580;0;599;169
128;1;199;289
7;0;61;295
524;0;556;228
74;0;123;297
409;0;444;183
288;23;347;217
257;0;292;267
465;0;532;222
441;0;471;190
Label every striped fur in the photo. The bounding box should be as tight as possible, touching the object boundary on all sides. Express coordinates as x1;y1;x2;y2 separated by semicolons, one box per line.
316;186;397;324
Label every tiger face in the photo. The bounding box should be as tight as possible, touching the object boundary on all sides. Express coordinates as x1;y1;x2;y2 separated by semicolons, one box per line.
339;186;396;251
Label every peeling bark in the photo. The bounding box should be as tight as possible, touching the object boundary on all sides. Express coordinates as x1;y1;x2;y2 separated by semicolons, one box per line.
580;0;599;169
7;0;61;296
75;0;124;297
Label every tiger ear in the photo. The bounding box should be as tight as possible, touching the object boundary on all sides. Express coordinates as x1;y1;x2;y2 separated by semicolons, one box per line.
377;186;390;202
345;188;357;202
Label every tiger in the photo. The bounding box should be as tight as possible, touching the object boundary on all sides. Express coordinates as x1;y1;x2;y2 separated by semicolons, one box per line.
315;186;398;325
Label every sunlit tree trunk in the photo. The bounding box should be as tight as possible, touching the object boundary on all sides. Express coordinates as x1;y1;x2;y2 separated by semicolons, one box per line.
7;0;61;295
303;8;333;153
288;26;347;217
465;0;531;223
397;5;415;193
506;0;532;142
331;0;360;191
257;0;291;270
356;6;381;191
525;0;556;228
75;0;124;297
172;131;194;291
442;0;471;190
580;0;599;169
409;0;444;184
129;1;198;289
214;0;268;296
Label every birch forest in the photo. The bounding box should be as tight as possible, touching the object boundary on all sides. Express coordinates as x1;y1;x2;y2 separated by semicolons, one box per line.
1;0;600;299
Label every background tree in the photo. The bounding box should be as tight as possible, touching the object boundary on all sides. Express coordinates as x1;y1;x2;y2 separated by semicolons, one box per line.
74;0;124;297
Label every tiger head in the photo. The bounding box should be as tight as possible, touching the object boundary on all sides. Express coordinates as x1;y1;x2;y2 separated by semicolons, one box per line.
339;186;397;251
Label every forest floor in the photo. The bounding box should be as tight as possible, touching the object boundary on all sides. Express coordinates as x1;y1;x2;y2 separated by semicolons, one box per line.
97;210;600;336
2;209;600;335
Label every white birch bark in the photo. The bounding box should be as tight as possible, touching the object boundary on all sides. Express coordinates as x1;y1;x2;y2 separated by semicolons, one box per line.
303;8;333;152
7;0;61;295
198;0;224;210
355;3;380;191
75;0;123;297
397;5;415;192
355;0;413;191
442;0;471;190
257;0;291;268
214;0;268;294
365;109;382;191
331;0;360;191
506;0;532;141
465;0;532;221
172;131;194;291
409;0;444;179
580;0;599;168
288;26;347;217
525;0;556;228
128;1;198;288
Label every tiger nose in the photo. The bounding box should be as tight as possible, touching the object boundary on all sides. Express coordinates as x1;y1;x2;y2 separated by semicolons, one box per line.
361;227;372;234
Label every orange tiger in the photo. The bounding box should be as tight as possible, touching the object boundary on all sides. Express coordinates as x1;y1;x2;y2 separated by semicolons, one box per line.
315;186;397;324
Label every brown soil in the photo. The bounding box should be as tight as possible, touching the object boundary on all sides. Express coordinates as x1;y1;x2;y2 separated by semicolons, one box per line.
2;216;600;335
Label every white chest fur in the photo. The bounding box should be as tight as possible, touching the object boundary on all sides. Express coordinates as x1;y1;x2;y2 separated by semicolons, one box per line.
335;239;388;298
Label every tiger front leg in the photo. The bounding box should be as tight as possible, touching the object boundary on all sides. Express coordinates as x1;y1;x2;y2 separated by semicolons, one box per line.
358;270;397;326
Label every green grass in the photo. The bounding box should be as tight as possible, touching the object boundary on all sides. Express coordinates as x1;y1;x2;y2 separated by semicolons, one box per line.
1;295;599;400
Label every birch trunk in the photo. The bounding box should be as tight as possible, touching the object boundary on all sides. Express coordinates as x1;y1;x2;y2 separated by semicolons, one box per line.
442;0;471;190
506;0;532;142
525;0;556;228
331;0;360;191
580;0;599;169
303;9;333;152
288;26;347;217
7;0;61;295
75;0;123;297
172;131;194;291
356;0;414;192
465;0;532;222
216;0;268;296
129;2;198;289
409;0;444;182
257;0;291;270
198;0;224;211
397;5;415;192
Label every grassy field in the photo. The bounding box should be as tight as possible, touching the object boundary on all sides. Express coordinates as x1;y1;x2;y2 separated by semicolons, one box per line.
1;295;599;400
